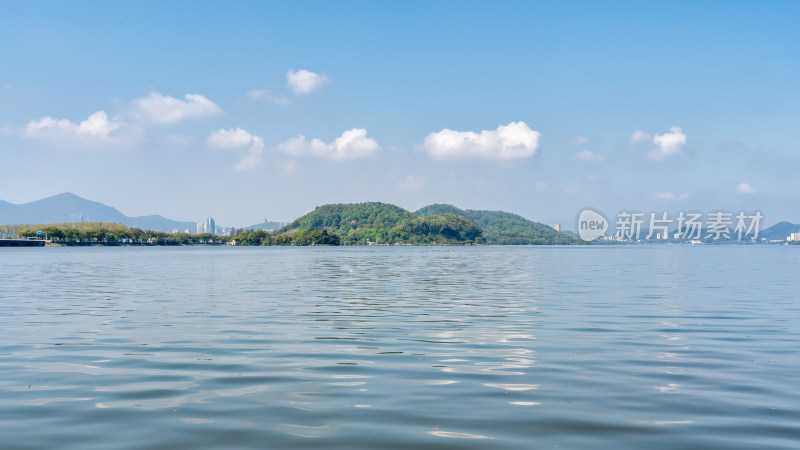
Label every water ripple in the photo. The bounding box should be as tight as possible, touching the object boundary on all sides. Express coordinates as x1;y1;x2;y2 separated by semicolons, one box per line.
1;246;799;449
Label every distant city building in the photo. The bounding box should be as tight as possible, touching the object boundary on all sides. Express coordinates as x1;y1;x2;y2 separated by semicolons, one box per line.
184;229;191;234
554;223;561;232
788;232;800;241
206;217;216;235
197;222;205;234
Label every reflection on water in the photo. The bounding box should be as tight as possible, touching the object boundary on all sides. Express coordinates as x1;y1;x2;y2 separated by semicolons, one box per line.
1;246;799;449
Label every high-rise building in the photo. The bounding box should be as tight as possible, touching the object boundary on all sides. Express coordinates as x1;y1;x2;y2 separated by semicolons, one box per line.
554;223;561;232
206;217;216;235
197;222;205;234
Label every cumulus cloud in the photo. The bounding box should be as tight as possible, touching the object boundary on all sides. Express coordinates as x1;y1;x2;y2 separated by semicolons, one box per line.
276;128;379;160
654;191;690;201
422;121;540;161
649;126;687;161
233;149;264;171
24;111;123;140
207;127;260;149
207;127;265;171
286;69;329;95
572;150;604;162
735;182;756;194
629;130;651;144
131;92;222;123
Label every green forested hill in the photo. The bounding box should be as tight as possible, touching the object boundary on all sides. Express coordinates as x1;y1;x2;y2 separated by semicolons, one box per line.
416;203;577;244
280;202;420;244
281;202;576;245
388;213;482;244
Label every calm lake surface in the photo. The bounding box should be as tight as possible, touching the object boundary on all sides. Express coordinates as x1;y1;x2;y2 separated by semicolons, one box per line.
1;246;798;449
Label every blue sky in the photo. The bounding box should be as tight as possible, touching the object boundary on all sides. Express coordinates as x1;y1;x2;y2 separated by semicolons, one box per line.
1;1;798;228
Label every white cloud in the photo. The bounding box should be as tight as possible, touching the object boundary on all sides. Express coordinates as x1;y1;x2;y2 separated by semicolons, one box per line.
246;89;269;100
246;88;290;106
629;130;651;144
286;69;329;95
572;135;589;145
572;150;604;162
654;191;690;201
535;181;549;192
277;128;379;161
207;127;259;149
422;121;540;161
131;92;222;123
207;127;265;171
735;182;756;194
649;126;687;161
397;174;425;192
234;148;264;171
24;111;122;140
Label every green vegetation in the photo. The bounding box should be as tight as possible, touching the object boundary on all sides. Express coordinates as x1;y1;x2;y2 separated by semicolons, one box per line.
232;228;339;246
388;213;483;244
9;222;226;246
2;201;581;246
416;204;578;245
4;222;340;246
281;202;421;245
280;202;572;245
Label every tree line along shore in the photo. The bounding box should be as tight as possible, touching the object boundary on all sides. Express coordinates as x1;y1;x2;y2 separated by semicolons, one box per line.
1;202;579;246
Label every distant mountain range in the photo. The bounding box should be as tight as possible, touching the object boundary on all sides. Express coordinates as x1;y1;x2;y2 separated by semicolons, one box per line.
0;193;197;233
760;221;800;241
244;220;287;231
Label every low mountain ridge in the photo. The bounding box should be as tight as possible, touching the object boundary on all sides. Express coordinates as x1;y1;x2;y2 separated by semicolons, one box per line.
760;221;800;241
416;203;577;244
244;221;287;232
0;192;196;233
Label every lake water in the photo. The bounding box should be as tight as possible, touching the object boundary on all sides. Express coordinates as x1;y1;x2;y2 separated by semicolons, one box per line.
1;246;798;449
